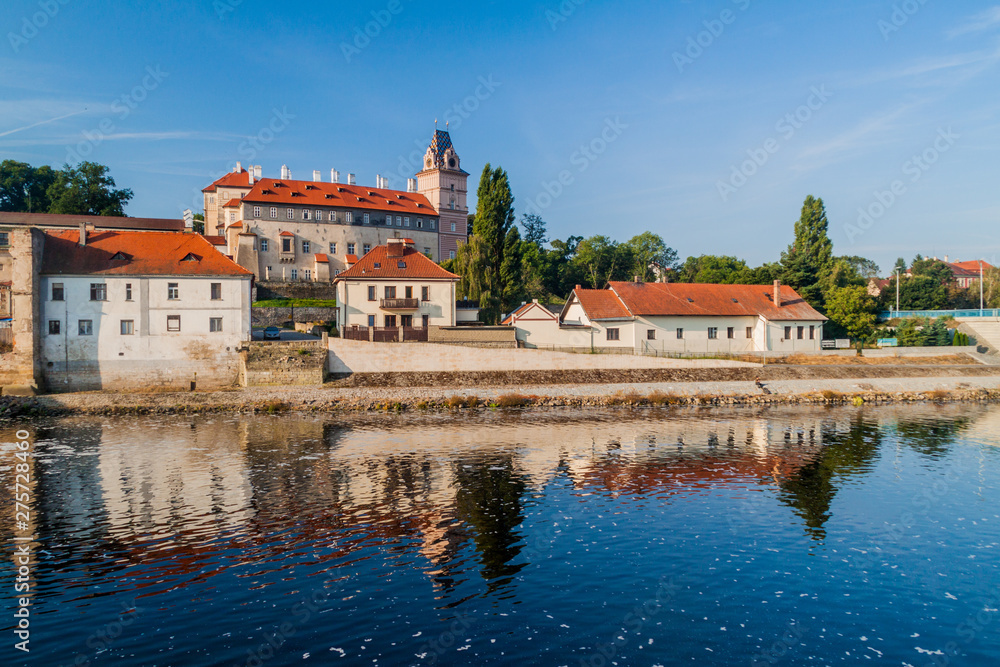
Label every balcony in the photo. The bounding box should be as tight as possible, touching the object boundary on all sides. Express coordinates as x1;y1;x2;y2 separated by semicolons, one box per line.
380;298;419;310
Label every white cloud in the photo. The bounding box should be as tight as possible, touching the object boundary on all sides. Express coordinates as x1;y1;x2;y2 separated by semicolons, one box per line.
947;6;1000;38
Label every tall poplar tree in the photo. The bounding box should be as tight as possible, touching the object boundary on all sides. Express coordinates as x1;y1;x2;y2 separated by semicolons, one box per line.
469;164;516;324
781;195;834;310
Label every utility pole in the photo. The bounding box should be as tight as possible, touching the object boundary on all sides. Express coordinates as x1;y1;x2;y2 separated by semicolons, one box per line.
895;269;900;314
980;259;985;316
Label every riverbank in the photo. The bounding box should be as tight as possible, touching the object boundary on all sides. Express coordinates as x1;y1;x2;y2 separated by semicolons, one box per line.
4;370;1000;418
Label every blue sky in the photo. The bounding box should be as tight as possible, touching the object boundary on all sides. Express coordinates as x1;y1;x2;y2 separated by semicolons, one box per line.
2;0;999;273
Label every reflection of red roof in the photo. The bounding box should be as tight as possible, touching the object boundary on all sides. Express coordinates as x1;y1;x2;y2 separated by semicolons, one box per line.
572;289;632;320
202;170;251;193
610;282;826;322
314;253;329;264
41;231;252;277
242;178;438;216
335;245;458;282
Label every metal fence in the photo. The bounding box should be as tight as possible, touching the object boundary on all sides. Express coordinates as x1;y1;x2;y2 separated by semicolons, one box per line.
343;327;370;341
879;309;1000;320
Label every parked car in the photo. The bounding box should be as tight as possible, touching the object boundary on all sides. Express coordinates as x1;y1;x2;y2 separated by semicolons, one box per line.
263;326;281;340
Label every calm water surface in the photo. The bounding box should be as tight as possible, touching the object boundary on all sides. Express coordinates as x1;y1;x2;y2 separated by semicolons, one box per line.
3;404;1000;666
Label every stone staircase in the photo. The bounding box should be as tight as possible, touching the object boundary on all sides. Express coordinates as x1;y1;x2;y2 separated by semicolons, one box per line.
956;318;1000;356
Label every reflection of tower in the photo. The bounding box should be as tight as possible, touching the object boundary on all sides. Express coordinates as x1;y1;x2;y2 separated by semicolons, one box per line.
416;128;469;261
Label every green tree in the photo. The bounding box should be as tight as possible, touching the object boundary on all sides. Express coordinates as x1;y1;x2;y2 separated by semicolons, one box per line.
677;255;750;284
573;236;632;288
193;212;205;235
838;255;880;280
781;195;834;310
825;285;878;339
0;160;57;212
519;213;547;247
47;162;133;216
462;164;517;324
893;257;908;274
623;232;678;282
500;225;524;309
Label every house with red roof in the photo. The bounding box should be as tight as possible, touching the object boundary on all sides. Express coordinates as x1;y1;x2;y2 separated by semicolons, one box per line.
507;280;826;353
38;226;253;391
333;239;459;340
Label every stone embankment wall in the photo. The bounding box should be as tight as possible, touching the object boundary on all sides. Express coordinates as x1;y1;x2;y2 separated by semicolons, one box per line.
252;307;338;328
44;357;240;392
427;326;518;348
254;281;336;302
241;340;327;386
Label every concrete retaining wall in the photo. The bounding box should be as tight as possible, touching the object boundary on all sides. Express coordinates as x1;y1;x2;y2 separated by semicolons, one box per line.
44;357;240;393
427;326;518;348
241;340;327;386
252;307;338;328
327;339;752;375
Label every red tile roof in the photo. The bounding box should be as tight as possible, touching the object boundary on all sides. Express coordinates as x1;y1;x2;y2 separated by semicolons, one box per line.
334;244;458;282
610;282;826;321
202;170;251;193
222;198;242;208
41;230;253;277
241;178;439;216
345;254;358;264
203;235;226;246
314;253;329;264
0;211;184;231
279;231;294;236
227;221;243;230
502;301;559;325
949;260;992;277
572;289;632;320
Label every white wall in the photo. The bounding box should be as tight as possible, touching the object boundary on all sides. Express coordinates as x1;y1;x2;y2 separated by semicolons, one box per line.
337;279;456;328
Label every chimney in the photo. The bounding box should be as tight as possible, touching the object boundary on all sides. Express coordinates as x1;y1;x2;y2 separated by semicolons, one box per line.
348;173;356;186
248;168;255;186
183;209;194;228
313;170;321;182
280;164;290;180
79;221;87;246
235;161;242;173
375;174;383;189
773;280;782;307
944;255;949;264
633;275;640;283
407;178;417;193
254;165;262;180
387;238;406;258
331;169;340;183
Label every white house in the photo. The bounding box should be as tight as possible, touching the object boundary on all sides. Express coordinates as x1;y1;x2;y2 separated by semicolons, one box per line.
334;238;459;340
39;227;253;391
508;281;827;354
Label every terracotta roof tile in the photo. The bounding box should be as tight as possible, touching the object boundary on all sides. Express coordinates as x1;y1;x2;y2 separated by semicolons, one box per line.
334;244;458;281
241;178;438;216
279;231;294;236
202;170;251;193
314;253;329;264
573;289;632;320
203;235;226;246
610;282;826;321
222;198;242;208
41;231;253;277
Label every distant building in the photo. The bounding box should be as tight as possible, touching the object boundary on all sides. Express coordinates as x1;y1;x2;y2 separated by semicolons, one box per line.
0;211;186;232
947;260;992;289
506;281;827;353
38;226;253;392
202;128;470;281
334;238;459;338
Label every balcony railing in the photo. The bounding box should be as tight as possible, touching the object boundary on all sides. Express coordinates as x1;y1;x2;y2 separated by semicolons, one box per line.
380;298;419;310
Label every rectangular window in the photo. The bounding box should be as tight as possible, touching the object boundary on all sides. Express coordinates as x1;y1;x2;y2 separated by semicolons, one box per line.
282;238;292;252
606;328;620;341
404;217;410;227
52;283;64;301
167;315;180;332
330;211;337;222
270;206;277;219
647;329;656;340
260;239;269;252
746;326;753;338
120;319;134;335
286;208;294;220
385;286;396;299
676;328;684;339
727;327;735;339
304;269;311;281
347;243;356;255
290;269;298;281
405;286;413;299
422;314;429;328
0;232;9;247
396;216;402;226
451;222;456;232
401;314;412;327
797;326;804;340
809;325;815;340
90;283;107;301
417;218;423;229
346;212;354;223
421;286;429;302
253;206;261;218
78;319;93;336
211;283;222;300
302;241;311;253
784;326;792;340
329;242;337;254
210;317;223;332
315;210;322;221
367;285;376;301
384;315;397;328
424;247;431;256
229;211;235;222
167;283;179;300
125;283;132;301
363;243;371;254
303;209;311;220
430;220;435;229
708;327;718;340
449;250;456;260
363;213;370;224
367;314;376;327
48;320;60;335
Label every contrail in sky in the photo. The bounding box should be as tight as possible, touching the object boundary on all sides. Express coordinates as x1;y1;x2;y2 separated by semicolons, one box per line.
0;108;88;138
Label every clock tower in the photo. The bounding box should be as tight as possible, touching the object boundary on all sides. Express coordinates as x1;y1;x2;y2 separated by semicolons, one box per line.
416;128;469;261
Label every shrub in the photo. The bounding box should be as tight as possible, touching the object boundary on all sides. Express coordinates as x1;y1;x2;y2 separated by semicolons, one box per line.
416;400;429;410
820;390;842;401
466;395;481;408
264;400;288;414
446;395;465;409
496;393;529;408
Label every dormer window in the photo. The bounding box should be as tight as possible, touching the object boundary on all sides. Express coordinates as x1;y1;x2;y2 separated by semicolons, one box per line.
397;260;406;269
110;251;129;261
181;253;199;262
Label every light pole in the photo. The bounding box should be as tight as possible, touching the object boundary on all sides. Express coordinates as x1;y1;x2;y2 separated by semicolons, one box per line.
980;259;985;316
895;269;900;314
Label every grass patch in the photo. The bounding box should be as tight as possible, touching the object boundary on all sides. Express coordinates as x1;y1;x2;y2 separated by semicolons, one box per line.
466;395;481;408
264;400;289;414
496;393;530;408
253;298;337;308
928;389;950;401
446;395;466;409
820;390;843;401
297;349;312;356
648;390;681;405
